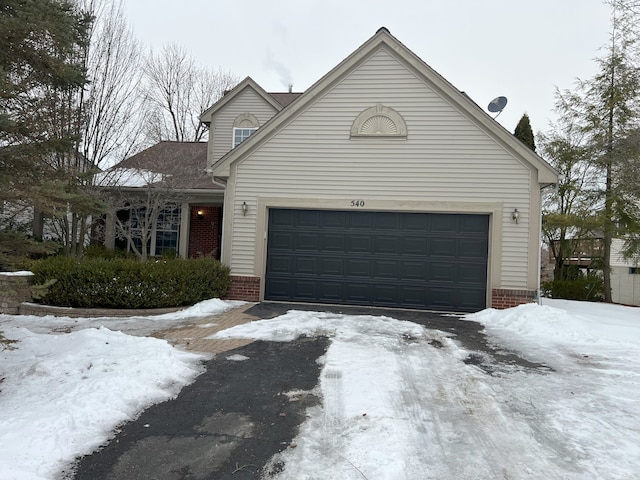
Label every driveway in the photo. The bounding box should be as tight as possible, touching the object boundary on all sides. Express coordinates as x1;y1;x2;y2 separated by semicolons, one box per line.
70;302;545;480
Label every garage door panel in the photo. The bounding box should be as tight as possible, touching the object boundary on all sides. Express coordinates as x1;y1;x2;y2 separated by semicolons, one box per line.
319;257;344;276
346;258;371;277
401;260;427;280
460;215;490;233
459;238;489;259
373;259;398;278
374;235;400;254
297;232;319;251
317;281;343;301
431;215;458;233
349;212;373;229
295;256;317;274
459;264;488;284
269;231;294;250
267;254;292;273
345;282;370;302
321;234;346;251
430;238;457;257
266;209;488;312
322;211;348;228
373;212;401;230
293;280;316;299
401;237;428;256
431;263;456;282
347;235;372;253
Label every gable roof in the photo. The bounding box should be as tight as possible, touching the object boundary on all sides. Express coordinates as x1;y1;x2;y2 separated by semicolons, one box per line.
211;27;558;184
109;141;221;190
199;77;284;127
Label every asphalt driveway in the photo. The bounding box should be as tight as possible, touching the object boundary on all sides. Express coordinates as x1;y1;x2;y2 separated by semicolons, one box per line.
70;302;544;479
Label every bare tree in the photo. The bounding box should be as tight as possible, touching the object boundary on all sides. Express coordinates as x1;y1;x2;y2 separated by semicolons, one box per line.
79;0;146;169
143;43;238;142
40;0;146;257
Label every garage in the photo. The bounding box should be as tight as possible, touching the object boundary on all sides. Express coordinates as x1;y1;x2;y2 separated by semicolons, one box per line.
264;208;489;312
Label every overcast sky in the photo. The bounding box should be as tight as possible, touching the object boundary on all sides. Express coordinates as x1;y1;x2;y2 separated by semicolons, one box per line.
124;0;611;132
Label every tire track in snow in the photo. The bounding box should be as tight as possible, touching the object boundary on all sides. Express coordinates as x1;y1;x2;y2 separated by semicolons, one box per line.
394;332;573;479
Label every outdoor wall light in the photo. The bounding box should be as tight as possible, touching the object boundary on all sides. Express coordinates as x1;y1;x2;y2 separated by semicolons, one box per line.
512;208;520;224
197;209;204;219
241;202;248;216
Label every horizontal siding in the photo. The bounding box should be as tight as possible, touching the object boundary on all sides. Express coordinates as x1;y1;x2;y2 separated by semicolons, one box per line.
611;238;638;267
230;47;533;288
211;88;278;163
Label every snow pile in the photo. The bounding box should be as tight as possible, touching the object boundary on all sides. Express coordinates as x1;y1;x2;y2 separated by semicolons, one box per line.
0;327;207;480
4;298;243;336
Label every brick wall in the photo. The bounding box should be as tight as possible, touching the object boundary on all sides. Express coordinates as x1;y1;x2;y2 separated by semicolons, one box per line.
188;206;221;259
491;288;537;309
223;275;260;302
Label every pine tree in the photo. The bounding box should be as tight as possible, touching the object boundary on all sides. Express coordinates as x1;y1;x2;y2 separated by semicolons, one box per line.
514;113;536;152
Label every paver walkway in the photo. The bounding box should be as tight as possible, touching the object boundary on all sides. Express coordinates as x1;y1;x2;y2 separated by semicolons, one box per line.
152;303;259;354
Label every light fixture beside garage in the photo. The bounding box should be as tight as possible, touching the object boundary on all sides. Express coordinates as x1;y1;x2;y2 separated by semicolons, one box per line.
241;201;248;216
197;209;204;219
512;208;520;224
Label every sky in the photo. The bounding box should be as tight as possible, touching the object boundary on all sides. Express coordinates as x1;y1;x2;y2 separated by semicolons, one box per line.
1;298;638;479
123;0;612;133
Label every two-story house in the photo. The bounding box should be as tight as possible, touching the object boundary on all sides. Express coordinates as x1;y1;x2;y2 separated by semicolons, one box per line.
109;28;559;312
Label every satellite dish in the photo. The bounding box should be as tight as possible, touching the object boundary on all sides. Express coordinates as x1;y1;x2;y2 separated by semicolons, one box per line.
487;96;508;118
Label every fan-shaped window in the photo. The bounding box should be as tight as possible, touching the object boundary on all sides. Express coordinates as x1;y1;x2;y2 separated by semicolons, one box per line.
350;104;407;138
232;113;259;147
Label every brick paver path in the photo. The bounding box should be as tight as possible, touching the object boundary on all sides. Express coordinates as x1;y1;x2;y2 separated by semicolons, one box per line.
153;303;259;354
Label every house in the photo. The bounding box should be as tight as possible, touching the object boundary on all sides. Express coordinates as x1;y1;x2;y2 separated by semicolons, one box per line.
200;27;558;312
100;141;224;259
610;238;640;305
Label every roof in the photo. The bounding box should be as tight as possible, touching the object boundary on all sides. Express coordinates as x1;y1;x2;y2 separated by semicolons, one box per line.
211;27;558;185
199;77;284;126
268;92;303;108
111;141;221;190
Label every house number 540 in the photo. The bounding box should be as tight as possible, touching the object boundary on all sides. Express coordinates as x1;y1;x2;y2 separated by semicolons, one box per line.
350;200;365;207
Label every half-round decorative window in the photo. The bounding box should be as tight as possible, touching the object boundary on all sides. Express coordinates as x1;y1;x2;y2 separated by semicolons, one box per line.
350;104;407;138
233;113;259;129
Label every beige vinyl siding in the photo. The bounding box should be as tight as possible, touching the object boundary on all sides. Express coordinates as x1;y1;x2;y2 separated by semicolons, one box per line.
229;47;533;289
211;88;278;163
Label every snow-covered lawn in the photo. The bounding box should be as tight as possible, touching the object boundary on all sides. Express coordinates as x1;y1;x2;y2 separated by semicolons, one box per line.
1;298;638;479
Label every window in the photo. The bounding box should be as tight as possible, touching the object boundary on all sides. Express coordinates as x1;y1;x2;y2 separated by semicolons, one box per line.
232;113;260;148
127;205;181;256
630;267;639;274
233;127;257;148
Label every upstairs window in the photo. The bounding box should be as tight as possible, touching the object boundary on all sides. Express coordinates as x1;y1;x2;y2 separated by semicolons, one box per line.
233;127;257;147
232;113;260;148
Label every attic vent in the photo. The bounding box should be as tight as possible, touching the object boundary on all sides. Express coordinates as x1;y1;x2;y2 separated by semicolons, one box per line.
350;104;407;138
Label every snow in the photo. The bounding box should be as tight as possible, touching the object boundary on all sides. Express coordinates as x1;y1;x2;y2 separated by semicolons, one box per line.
0;271;34;277
0;299;241;480
93;168;164;187
214;301;640;479
1;298;638;479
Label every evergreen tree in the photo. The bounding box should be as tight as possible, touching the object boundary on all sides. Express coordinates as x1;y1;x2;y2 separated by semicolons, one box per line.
514;113;536;152
555;0;640;301
0;0;91;209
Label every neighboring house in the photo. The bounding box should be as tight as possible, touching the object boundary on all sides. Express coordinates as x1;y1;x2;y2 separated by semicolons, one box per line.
611;238;640;306
101;141;224;259
202;28;558;312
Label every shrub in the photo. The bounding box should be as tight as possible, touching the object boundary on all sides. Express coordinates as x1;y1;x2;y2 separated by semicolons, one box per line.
29;256;231;308
541;271;605;302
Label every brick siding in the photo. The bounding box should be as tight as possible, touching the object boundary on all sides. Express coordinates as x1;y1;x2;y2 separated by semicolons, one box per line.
188;206;221;259
491;288;537;309
223;275;261;302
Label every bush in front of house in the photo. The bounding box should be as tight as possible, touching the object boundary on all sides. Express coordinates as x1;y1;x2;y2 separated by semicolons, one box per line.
541;271;605;302
29;256;231;309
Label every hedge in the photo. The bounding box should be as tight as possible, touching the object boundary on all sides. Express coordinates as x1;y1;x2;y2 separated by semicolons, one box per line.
29;256;231;309
541;272;604;302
